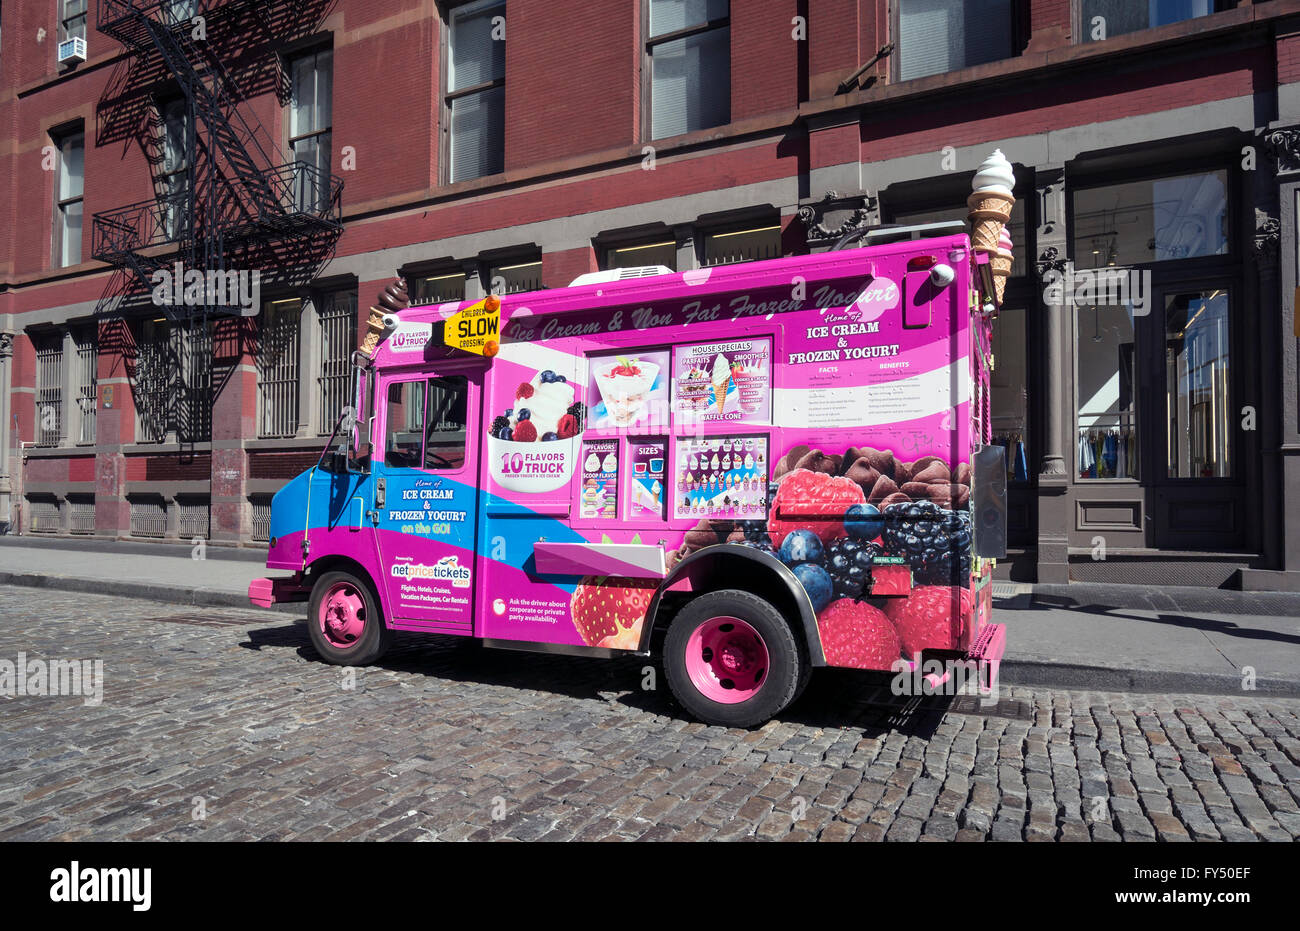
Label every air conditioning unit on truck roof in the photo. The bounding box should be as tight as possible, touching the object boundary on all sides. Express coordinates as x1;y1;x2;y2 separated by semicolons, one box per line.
250;151;1018;728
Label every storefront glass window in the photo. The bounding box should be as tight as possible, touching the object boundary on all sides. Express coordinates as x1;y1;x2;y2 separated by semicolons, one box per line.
989;307;1031;483
1072;170;1228;268
1165;289;1230;478
1076;303;1139;479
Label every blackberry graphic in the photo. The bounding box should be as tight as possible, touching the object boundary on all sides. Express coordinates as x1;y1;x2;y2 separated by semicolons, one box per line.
824;537;884;600
490;415;510;434
881;501;972;585
566;401;587;427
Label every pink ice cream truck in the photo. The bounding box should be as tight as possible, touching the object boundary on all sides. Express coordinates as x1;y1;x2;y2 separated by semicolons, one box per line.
250;161;1013;727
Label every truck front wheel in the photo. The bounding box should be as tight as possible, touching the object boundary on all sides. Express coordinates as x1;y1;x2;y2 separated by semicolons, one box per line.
307;570;392;666
663;590;808;728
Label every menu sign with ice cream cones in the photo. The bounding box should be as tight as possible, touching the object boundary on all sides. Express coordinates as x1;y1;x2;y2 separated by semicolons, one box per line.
671;338;771;426
629;440;667;520
674;434;768;521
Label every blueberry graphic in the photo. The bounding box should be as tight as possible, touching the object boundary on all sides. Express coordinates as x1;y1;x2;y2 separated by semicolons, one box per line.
495;426;512;440
542;432;560;441
555;375;567;383
517;408;531;421
778;529;823;566
844;502;885;541
792;563;833;614
504;408;513;418
540;370;556;383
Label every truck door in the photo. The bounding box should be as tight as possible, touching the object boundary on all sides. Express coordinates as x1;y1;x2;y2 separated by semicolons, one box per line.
372;365;483;634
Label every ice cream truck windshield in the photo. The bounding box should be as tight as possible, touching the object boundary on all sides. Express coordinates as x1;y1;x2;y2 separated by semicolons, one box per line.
250;153;1015;728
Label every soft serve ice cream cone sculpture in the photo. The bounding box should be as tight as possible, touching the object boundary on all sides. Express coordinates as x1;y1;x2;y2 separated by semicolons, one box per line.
967;149;1016;302
361;276;410;356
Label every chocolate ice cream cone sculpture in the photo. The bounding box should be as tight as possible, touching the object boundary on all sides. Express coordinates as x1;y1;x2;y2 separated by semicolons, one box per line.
361;277;410;356
967;149;1016;302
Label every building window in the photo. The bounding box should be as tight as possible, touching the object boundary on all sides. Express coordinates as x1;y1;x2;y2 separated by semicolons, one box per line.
489;257;542;294
1075;302;1139;478
1079;0;1232;43
647;0;729;139
60;0;86;42
701;223;781;267
162;0;197;26
35;334;64;447
604;240;678;271
446;0;505;183
317;291;357;433
52;129;84;268
1071;170;1229;267
134;319;212;444
74;327;97;445
158;98;190;241
289;47;333;212
410;271;467;305
896;0;1015;82
1164;289;1231;478
258;299;302;438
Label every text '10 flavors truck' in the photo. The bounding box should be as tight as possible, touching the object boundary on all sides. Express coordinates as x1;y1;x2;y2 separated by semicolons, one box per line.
250;153;1018;727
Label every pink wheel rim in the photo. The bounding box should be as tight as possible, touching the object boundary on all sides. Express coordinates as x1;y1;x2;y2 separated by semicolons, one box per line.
684;616;769;704
319;581;366;649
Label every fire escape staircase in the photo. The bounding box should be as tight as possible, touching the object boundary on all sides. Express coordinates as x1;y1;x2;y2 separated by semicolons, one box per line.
91;0;344;323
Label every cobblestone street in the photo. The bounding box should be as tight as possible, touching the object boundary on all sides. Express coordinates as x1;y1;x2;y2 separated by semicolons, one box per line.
1;586;1298;842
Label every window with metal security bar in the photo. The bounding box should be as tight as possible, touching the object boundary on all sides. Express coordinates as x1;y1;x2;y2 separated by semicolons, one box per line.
74;328;96;444
162;0;198;27
258;299;302;438
133;319;213;444
178;498;209;539
701;224;782;267
28;498;61;534
289;47;333;213
489;258;542;295
250;497;272;543
158;98;191;242
52;129;83;268
646;0;730;140
410;271;467;306
1077;0;1233;44
35;334;64;447
318;291;357;433
68;497;95;534
129;498;167;538
604;240;678;272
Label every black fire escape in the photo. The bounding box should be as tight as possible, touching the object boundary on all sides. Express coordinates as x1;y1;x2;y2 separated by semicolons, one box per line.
91;0;344;442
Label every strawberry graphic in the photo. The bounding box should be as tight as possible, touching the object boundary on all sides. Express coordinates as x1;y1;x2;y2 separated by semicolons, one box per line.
570;576;655;646
817;598;901;670
610;356;641;377
884;585;973;657
768;468;866;546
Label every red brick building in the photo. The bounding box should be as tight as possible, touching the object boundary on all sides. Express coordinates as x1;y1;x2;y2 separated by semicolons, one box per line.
2;0;1299;590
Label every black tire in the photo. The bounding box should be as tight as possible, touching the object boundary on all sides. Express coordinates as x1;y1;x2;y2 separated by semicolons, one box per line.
663;589;809;728
306;570;393;666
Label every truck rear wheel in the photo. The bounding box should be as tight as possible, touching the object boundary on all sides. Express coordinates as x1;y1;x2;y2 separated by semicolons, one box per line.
307;570;392;666
663;589;809;728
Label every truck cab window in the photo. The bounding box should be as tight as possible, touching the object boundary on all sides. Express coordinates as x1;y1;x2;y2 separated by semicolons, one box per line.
385;380;424;468
424;376;468;470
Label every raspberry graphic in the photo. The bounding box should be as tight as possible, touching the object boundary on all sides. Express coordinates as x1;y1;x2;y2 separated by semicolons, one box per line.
556;413;580;438
570;576;655;646
884;585;973;657
767;468;866;546
512;421;537;442
816;598;901;670
516;382;535;400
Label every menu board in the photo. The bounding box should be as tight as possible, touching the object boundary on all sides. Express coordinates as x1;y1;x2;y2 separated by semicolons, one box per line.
671;338;771;426
579;438;619;520
587;349;670;431
674;435;769;521
628;439;667;520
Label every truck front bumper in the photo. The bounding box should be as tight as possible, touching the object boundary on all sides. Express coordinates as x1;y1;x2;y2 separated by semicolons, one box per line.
249;574;311;608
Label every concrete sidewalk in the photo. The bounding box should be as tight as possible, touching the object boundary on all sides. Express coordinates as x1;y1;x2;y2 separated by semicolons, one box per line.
1;535;1297;696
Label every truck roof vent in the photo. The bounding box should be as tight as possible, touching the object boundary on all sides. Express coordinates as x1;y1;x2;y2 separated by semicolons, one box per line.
568;265;673;287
